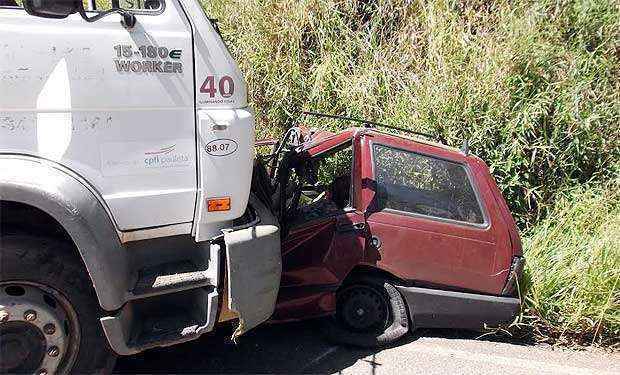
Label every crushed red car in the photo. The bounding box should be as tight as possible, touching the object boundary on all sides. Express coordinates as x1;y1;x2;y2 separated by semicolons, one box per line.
253;122;524;347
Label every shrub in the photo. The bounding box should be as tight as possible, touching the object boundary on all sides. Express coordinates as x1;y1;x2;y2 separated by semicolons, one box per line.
520;178;619;346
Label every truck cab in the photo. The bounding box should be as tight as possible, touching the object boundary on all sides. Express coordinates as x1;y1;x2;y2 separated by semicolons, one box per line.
263;126;523;344
0;1;281;373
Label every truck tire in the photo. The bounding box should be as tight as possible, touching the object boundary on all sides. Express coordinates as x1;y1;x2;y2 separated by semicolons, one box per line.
324;278;409;348
0;235;116;374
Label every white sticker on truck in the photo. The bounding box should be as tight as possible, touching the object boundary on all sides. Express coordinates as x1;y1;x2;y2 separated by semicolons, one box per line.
100;139;195;176
205;138;238;157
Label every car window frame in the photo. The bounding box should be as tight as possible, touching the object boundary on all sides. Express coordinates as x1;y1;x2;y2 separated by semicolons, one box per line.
369;140;490;229
288;140;356;228
298;139;355;211
307;139;356;210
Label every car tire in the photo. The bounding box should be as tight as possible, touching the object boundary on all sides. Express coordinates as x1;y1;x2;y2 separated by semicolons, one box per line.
0;234;116;374
324;278;409;348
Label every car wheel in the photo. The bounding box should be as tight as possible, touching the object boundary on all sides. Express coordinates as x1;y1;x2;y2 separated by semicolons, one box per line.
325;278;409;348
0;235;116;374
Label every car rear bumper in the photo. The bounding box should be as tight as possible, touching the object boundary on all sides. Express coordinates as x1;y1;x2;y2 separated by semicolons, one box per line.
396;286;520;331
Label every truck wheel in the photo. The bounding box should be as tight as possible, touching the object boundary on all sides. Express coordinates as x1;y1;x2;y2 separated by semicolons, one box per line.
0;235;116;374
325;279;409;348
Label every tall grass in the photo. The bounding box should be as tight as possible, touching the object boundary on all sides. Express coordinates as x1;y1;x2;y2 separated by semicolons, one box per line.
520;178;619;346
203;0;620;227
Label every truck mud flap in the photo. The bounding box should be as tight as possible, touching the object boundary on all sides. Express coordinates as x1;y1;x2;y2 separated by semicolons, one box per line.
224;198;281;340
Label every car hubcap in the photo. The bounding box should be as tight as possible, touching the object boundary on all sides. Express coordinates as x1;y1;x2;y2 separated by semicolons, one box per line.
0;282;80;374
338;285;390;333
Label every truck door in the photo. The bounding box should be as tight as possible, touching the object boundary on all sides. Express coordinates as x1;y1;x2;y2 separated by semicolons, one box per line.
0;1;196;230
361;134;510;295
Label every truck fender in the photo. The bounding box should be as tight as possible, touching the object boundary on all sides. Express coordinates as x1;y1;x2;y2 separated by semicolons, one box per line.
224;195;281;340
0;156;129;311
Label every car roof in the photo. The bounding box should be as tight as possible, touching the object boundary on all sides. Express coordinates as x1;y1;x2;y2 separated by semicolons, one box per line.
302;127;462;157
301;128;355;156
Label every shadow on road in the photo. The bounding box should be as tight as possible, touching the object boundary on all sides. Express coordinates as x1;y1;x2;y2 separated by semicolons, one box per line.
114;319;533;374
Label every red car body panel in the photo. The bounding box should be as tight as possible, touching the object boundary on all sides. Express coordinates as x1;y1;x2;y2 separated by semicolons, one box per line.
274;211;367;321
271;128;521;323
476;157;523;257
362;134;512;295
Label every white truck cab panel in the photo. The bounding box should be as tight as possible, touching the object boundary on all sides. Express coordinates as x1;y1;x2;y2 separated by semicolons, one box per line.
0;0;255;234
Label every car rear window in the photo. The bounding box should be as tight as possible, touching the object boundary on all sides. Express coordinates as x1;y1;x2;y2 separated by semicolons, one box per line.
372;144;485;225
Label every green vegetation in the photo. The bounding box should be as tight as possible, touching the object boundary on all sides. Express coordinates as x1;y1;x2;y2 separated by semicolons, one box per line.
519;179;619;346
203;0;619;346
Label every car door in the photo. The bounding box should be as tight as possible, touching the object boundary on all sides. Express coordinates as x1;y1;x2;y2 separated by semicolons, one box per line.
0;0;196;230
281;209;366;288
362;133;511;295
276;137;367;320
281;138;364;287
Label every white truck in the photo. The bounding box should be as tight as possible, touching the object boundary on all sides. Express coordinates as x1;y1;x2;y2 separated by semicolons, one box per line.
0;1;282;373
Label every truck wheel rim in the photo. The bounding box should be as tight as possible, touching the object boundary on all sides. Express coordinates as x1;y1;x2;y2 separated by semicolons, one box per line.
0;282;80;375
337;285;390;333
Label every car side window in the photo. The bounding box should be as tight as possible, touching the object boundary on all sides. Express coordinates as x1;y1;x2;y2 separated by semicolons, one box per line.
373;144;485;225
289;143;353;225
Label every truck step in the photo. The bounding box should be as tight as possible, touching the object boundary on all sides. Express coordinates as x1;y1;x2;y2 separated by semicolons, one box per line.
100;285;220;356
129;312;200;350
130;261;212;298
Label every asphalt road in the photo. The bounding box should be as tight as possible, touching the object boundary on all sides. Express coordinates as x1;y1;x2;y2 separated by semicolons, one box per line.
115;320;619;374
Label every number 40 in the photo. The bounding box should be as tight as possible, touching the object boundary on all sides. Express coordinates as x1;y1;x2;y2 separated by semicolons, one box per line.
200;76;235;98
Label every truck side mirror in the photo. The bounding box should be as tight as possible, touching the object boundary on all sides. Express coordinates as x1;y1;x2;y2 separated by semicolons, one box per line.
23;0;137;29
23;0;81;19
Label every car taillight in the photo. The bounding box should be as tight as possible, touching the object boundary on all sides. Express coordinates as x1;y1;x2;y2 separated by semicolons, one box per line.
501;256;525;297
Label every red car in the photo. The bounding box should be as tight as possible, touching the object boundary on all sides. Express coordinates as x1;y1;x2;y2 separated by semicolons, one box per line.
254;122;524;347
